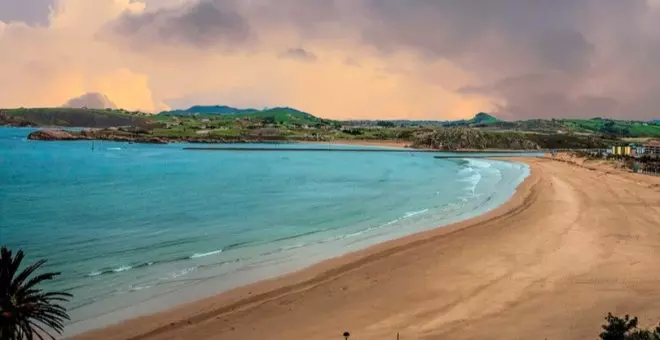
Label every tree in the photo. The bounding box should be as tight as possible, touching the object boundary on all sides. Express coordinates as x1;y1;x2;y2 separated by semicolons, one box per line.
0;247;72;340
376;120;396;128
262;116;277;125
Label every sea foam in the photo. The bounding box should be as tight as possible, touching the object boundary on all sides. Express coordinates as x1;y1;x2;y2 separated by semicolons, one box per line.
189;249;223;259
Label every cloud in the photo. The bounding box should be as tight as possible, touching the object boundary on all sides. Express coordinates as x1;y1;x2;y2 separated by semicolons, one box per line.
106;0;253;50
3;0;660;120
63;92;117;109
0;0;160;112
0;0;55;26
90;68;163;112
279;48;317;62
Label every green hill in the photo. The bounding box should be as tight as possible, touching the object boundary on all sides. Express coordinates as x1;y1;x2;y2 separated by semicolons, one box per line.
471;112;499;124
159;105;258;116
477;117;660;137
0;108;160;129
241;107;330;126
560;118;660;137
0;105;334;130
159;105;333;126
442;112;500;127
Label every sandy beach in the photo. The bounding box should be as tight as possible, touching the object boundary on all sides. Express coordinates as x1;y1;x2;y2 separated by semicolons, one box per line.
73;157;660;340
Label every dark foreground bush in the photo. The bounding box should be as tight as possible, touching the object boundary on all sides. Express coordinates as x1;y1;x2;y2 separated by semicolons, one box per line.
600;313;660;340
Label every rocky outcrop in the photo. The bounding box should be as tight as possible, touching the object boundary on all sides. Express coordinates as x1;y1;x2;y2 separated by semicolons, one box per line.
28;130;83;141
28;129;168;144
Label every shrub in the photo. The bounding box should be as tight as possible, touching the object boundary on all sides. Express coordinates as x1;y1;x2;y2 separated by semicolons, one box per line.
600;313;660;340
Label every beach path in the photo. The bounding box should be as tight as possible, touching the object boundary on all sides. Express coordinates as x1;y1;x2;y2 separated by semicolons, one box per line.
74;158;660;340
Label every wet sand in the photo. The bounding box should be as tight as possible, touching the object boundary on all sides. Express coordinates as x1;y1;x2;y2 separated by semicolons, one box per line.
74;157;660;340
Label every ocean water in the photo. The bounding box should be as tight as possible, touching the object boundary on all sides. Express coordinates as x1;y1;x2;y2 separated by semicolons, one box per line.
0;127;532;335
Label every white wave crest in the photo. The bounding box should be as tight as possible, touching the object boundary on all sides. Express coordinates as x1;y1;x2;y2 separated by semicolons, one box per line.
403;209;429;218
190;249;223;259
464;159;493;169
113;265;132;273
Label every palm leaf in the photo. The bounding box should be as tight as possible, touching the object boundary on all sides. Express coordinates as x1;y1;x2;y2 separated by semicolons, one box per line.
0;246;72;340
10;259;47;292
16;272;61;296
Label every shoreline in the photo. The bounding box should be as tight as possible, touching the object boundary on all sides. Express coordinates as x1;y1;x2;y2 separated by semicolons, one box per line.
72;157;660;339
71;157;536;340
71;157;660;339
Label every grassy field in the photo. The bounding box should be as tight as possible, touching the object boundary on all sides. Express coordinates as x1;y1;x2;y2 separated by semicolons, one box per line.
562;119;660;137
0;108;158;128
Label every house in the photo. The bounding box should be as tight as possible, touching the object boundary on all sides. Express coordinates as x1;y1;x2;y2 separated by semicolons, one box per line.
611;145;632;156
644;140;660;159
632;145;646;158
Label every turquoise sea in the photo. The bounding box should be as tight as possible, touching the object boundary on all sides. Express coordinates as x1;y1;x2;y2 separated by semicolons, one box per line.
0;127;532;335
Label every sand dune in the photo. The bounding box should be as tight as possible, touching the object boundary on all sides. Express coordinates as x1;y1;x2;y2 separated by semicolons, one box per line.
74;158;660;340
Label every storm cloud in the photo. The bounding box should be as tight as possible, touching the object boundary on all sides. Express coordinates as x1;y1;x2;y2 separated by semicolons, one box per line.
3;0;660;119
108;0;252;50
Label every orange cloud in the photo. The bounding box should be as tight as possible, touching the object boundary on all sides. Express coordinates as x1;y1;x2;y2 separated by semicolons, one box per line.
90;68;161;112
0;0;507;119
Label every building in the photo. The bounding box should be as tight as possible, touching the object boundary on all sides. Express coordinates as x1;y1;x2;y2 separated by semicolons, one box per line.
644;140;660;159
632;145;646;158
611;145;632;156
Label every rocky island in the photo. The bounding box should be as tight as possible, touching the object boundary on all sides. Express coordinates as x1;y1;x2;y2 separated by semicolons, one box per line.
27;129;169;144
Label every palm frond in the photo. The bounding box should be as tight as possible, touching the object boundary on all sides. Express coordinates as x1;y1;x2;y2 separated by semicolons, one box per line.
10;259;47;292
16;272;61;295
28;321;54;340
1;246;72;340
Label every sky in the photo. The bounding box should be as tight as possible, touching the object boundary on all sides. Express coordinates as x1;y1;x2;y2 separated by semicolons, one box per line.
2;0;660;120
